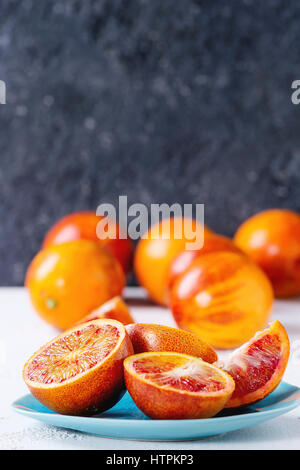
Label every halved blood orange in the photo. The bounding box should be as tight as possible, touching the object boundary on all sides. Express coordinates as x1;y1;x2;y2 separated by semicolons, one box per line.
124;352;235;419
219;321;290;408
126;323;218;363
23;319;134;416
75;296;134;327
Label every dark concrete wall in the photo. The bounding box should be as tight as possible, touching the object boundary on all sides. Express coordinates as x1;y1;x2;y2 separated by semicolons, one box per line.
1;0;300;285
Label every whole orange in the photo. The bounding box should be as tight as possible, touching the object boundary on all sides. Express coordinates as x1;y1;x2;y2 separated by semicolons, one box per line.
171;251;273;349
42;211;133;275
168;233;241;288
126;323;218;363
26;240;125;330
134;217;213;306
234;209;300;297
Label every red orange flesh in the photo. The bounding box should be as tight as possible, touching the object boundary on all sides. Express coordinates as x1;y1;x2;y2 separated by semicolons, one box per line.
76;296;134;327
23;319;134;415
219;320;290;408
124;352;235;419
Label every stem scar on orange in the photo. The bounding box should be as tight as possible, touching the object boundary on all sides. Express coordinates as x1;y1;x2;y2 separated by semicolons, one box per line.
23;319;134;415
42;211;133;275
25;240;125;330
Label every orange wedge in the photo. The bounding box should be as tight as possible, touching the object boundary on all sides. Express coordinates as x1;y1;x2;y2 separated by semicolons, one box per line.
219;321;290;408
75;296;133;327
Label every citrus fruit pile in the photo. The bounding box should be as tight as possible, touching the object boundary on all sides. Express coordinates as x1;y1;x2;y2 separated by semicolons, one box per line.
134;209;300;349
23;319;290;419
23;209;294;419
26;209;300;351
135;209;300;304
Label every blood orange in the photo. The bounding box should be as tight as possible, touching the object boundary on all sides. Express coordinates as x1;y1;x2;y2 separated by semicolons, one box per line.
168;233;242;287
23;319;134;415
124;352;235;419
171;251;274;349
234;209;300;297
25;240;125;330
42;211;133;275
134;217;213;306
219;321;290;408
75;296;134;327
126;323;217;363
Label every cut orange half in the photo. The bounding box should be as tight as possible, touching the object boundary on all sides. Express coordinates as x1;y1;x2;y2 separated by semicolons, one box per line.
23;319;133;415
75;296;134;327
124;352;235;419
219;320;290;408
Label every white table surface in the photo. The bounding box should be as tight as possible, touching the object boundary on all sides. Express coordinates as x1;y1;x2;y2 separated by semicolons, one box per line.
1;286;300;450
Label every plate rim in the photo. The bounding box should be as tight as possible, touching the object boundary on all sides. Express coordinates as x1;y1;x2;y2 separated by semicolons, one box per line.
12;381;300;426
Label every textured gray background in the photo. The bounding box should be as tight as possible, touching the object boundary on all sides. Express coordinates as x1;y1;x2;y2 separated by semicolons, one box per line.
1;0;300;285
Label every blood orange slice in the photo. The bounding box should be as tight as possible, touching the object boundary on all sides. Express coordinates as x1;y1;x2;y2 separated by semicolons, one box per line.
126;323;218;363
23;319;133;415
219;321;290;408
124;352;235;419
75;296;134;327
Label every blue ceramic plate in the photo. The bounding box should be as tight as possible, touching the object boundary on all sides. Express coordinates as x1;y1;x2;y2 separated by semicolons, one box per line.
12;382;300;441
